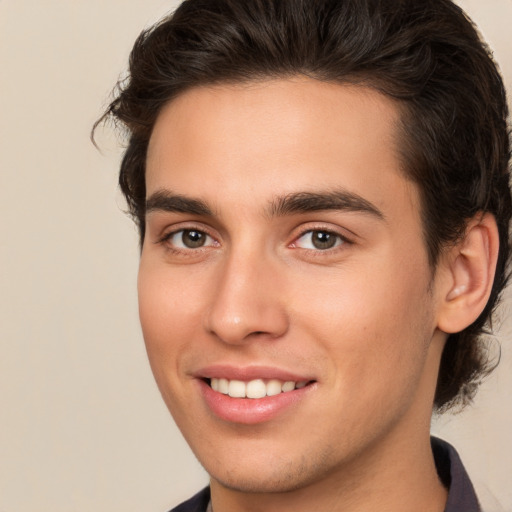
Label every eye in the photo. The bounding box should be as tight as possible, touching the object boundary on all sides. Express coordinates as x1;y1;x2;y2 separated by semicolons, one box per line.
293;230;345;250
165;229;215;249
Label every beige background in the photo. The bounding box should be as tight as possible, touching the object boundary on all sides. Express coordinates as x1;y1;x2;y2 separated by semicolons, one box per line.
0;1;511;511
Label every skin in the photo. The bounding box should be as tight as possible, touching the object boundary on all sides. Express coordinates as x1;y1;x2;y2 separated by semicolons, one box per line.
139;78;467;512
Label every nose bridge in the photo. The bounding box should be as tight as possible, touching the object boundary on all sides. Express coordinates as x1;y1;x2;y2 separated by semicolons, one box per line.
204;243;288;344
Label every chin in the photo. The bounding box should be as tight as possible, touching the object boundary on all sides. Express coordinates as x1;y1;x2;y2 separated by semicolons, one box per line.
203;447;336;495
211;468;310;494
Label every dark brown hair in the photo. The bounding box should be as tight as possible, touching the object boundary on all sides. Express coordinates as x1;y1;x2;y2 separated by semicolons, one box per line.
96;0;511;410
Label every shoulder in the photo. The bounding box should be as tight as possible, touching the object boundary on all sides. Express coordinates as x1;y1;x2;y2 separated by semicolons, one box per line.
168;487;211;512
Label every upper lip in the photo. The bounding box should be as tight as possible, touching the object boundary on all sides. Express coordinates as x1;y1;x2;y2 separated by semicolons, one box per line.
195;364;316;382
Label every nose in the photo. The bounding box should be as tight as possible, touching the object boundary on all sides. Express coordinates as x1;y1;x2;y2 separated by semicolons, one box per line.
203;251;289;345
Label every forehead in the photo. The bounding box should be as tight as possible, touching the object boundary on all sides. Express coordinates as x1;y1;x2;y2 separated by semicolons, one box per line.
146;78;418;221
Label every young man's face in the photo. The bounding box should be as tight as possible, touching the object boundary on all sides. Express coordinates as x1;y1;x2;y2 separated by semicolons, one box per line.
139;79;448;493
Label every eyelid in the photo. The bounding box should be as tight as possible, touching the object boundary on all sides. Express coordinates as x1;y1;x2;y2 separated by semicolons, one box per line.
156;222;220;249
167;229;216;249
293;231;343;250
289;224;354;250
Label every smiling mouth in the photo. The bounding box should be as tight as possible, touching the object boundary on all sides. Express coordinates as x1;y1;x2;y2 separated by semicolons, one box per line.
207;378;314;399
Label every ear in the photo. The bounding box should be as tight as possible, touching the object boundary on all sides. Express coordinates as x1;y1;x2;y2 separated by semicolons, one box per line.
436;213;499;334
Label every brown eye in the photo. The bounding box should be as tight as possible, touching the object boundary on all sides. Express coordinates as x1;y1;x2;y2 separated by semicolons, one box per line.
311;231;338;249
294;230;344;250
165;229;215;249
181;230;207;248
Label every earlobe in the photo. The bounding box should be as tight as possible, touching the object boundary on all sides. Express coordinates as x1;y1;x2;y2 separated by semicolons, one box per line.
437;213;499;334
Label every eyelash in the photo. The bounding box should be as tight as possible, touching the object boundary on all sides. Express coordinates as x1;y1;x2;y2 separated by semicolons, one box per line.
291;229;350;252
156;226;352;255
157;226;219;255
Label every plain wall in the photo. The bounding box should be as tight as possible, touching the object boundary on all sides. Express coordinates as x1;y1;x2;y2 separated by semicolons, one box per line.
0;1;510;511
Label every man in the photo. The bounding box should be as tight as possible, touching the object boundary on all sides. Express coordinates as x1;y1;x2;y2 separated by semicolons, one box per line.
96;0;511;510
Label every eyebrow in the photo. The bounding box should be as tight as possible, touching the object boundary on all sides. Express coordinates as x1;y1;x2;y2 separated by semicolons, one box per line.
268;190;385;220
145;188;385;221
146;190;213;216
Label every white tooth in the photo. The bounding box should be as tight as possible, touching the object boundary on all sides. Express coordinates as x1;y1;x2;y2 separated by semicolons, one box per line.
218;378;229;394
296;381;307;389
282;381;296;392
246;379;266;399
228;379;246;398
266;379;283;396
211;378;219;391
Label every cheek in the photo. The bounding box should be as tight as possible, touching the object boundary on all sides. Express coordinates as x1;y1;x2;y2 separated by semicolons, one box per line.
138;256;208;330
137;261;202;383
291;256;434;386
137;262;209;430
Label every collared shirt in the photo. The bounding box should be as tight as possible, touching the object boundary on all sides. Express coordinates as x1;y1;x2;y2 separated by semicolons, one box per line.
431;436;481;512
169;437;481;512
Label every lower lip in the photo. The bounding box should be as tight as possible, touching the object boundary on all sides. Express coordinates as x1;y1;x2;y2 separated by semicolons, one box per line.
199;380;314;425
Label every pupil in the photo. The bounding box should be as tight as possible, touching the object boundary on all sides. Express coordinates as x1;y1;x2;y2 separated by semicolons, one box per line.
182;230;205;248
313;231;336;249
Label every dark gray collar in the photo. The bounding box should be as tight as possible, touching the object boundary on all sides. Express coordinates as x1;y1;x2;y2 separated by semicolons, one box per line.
431;436;481;512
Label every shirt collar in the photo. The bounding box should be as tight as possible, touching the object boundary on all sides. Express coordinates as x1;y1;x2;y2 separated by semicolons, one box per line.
431;436;481;512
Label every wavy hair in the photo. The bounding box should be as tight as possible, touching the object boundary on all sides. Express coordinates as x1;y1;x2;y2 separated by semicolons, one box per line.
95;0;511;410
